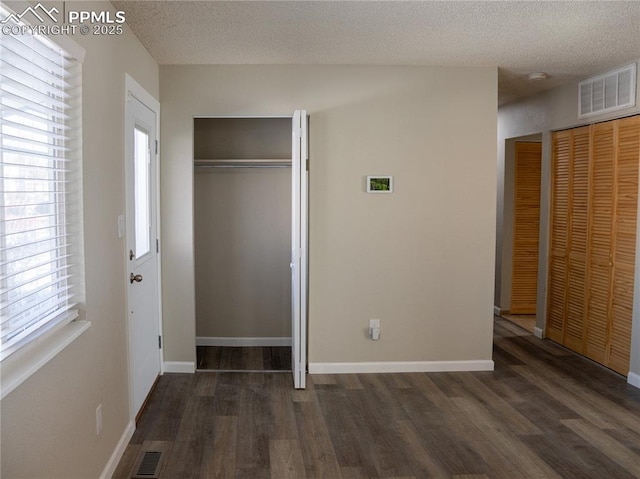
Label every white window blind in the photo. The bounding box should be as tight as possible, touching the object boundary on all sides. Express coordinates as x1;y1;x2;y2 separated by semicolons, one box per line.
1;17;83;360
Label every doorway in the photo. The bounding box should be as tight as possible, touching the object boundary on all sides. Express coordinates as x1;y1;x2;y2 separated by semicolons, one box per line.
124;75;162;419
193;114;308;388
500;135;542;334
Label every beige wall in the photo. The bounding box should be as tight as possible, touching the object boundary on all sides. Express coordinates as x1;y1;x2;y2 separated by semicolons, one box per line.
161;65;497;365
496;59;640;380
194;117;292;160
0;2;159;477
194;167;292;338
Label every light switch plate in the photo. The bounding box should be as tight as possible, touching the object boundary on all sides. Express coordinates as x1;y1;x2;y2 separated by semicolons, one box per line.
117;214;125;238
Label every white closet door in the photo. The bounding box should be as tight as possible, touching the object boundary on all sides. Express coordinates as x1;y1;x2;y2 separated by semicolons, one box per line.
291;110;308;389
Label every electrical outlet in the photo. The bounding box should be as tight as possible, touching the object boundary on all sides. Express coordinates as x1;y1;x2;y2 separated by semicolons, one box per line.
96;404;103;435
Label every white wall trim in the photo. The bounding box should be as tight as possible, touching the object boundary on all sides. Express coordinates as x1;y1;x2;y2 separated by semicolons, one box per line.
309;360;494;375
196;336;292;347
163;361;195;373
628;372;640;390
493;306;501;316
99;420;135;479
533;327;544;339
125;74;160;114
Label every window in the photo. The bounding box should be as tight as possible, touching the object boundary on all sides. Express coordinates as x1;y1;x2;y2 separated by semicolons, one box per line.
1;12;84;361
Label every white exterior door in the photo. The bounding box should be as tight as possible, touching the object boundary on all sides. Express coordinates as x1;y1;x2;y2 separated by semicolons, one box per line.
125;81;161;417
291;110;308;389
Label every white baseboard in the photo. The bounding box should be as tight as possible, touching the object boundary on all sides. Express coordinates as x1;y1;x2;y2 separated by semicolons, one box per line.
99;420;135;479
628;372;640;390
163;361;195;373
196;336;292;347
493;306;501;316
533;327;544;339
308;360;494;375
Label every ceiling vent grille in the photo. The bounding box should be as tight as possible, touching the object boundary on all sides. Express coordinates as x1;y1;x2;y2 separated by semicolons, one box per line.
579;63;636;118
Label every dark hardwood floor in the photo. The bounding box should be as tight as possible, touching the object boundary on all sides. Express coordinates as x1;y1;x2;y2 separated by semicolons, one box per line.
197;346;292;371
114;317;640;478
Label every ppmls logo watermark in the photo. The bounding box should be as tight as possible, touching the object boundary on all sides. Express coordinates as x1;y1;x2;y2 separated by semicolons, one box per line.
1;3;126;36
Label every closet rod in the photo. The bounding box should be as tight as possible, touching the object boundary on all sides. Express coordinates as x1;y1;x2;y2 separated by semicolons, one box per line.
194;159;292;169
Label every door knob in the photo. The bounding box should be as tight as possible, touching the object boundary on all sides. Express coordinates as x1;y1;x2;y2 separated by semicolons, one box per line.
130;273;143;283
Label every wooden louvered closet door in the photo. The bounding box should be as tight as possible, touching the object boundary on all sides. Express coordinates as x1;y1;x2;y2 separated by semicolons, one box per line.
586;122;615;364
566;128;590;354
608;116;640;373
511;142;542;314
547;117;639;375
546;127;590;351
547;131;571;343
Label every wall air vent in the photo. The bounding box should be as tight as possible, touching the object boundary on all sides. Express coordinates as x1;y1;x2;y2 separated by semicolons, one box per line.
579;63;636;118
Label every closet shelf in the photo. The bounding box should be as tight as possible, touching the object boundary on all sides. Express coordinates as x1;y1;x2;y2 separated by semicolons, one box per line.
194;158;292;169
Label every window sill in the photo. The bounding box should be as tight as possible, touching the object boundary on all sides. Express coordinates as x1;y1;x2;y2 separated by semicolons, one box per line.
0;320;91;400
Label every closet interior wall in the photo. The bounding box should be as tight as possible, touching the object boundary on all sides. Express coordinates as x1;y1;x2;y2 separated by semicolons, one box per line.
547;115;640;375
193;118;292;342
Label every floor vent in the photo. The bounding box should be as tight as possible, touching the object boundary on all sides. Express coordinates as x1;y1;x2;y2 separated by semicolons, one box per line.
132;451;163;479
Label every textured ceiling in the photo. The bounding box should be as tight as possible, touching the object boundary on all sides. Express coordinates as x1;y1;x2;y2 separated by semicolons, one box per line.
112;1;640;105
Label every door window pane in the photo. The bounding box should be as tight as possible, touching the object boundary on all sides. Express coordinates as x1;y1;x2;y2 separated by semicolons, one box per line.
134;127;150;258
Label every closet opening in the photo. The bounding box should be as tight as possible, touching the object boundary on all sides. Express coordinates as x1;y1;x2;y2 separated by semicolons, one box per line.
193;117;294;373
